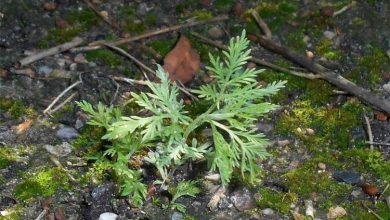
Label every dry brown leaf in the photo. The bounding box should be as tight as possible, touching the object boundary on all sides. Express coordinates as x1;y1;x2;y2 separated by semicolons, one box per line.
207;187;225;210
13;119;34;134
163;35;200;83
374;111;388;121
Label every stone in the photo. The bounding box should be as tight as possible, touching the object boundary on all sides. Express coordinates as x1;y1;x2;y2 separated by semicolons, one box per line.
37;66;53;75
171;212;183;220
231;188;256;211
207;26;224;39
56;126;79;140
383;82;390;93
350;190;361;198
262;208;274;215
324;31;336;40
333;170;362;184
74;54;88;64
327;206;347;219
318;162;326;170
99;212;118;220
69;63;77;71
44;142;72;157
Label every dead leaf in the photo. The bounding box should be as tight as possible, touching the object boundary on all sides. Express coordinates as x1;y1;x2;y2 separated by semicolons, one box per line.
207;187;225;210
13;119;34;134
374;111;388;121
163;35;200;83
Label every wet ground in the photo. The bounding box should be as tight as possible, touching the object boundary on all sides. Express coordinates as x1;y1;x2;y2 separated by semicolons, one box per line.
0;0;389;219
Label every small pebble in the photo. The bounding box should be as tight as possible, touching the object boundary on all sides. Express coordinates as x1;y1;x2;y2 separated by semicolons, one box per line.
350;190;361;198
56;126;79;140
324;30;336;40
207;26;224;39
37;66;53;75
99;11;109;19
318;162;326;170
171;212;183;220
69;63;77;71
327;206;347;219
99;212;118;220
262;208;274;215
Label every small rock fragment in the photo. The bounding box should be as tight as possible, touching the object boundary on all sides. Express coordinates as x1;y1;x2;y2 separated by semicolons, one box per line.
204;173;221;182
44;2;57;10
99;212;118;220
305;128;315;135
99;11;109;19
277;139;290;146
44;142;72;157
56;126;79;140
383;82;390;93
231;188;256;211
306;50;314;59
327;206;347;219
350;190;361;198
37;66;53;75
305;199;314;218
74;54;88;64
333;170;362;184
318;162;326;171
208;26;224;39
323;30;336;40
171;212;183;220
262;208;274;216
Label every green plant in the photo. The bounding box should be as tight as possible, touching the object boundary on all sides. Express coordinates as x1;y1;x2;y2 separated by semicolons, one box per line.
163;181;200;213
78;30;285;206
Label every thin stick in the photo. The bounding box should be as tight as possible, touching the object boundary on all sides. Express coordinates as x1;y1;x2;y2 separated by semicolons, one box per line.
377;184;389;201
43;80;82;114
71;15;228;53
105;44;197;100
110;77;120;105
48;92;78;115
82;0;120;31
365;141;390;146
112;76;148;86
35;209;48;220
364;114;374;152
255;35;390;114
333;1;357;17
49;155;77;182
191;32;320;79
20;37;83;66
250;10;272;39
362;203;384;220
103;43;155;74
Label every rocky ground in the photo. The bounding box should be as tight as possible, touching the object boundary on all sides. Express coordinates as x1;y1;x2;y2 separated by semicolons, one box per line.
0;0;389;219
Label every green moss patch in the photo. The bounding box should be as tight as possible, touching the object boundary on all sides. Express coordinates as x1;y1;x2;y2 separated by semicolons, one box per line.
257;188;298;214
13;168;70;201
276;99;364;149
85;49;124;67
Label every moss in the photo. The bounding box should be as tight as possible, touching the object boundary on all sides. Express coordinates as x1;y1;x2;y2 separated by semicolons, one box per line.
0;204;24;220
0;148;19;169
13;168;70;201
47;27;81;44
214;0;234;11
71;126;105;150
316;39;342;61
191;10;213;20
357;47;387;85
247;1;297;30
0;98;34;119
257;188;298;214
275;99;364;149
145;12;158;26
118;6;145;34
285;30;306;53
85;49;123;67
148;38;177;57
79;161;109;185
175;0;193;13
65;8;99;29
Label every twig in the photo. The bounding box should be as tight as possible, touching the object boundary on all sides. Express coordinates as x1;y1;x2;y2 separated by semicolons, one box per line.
112;76;148;86
255;35;390;115
103;43;155;74
71;15;228;52
48;92;78;115
377;184;389;201
364;114;374;152
333;1;357;17
191;32;320;80
365;141;390;146
105;44;198;100
250;10;272;39
110;77;120;105
362;203;384;220
20;37;83;66
49;155;77;182
82;0;120;31
43;80;82;114
35;208;48;220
